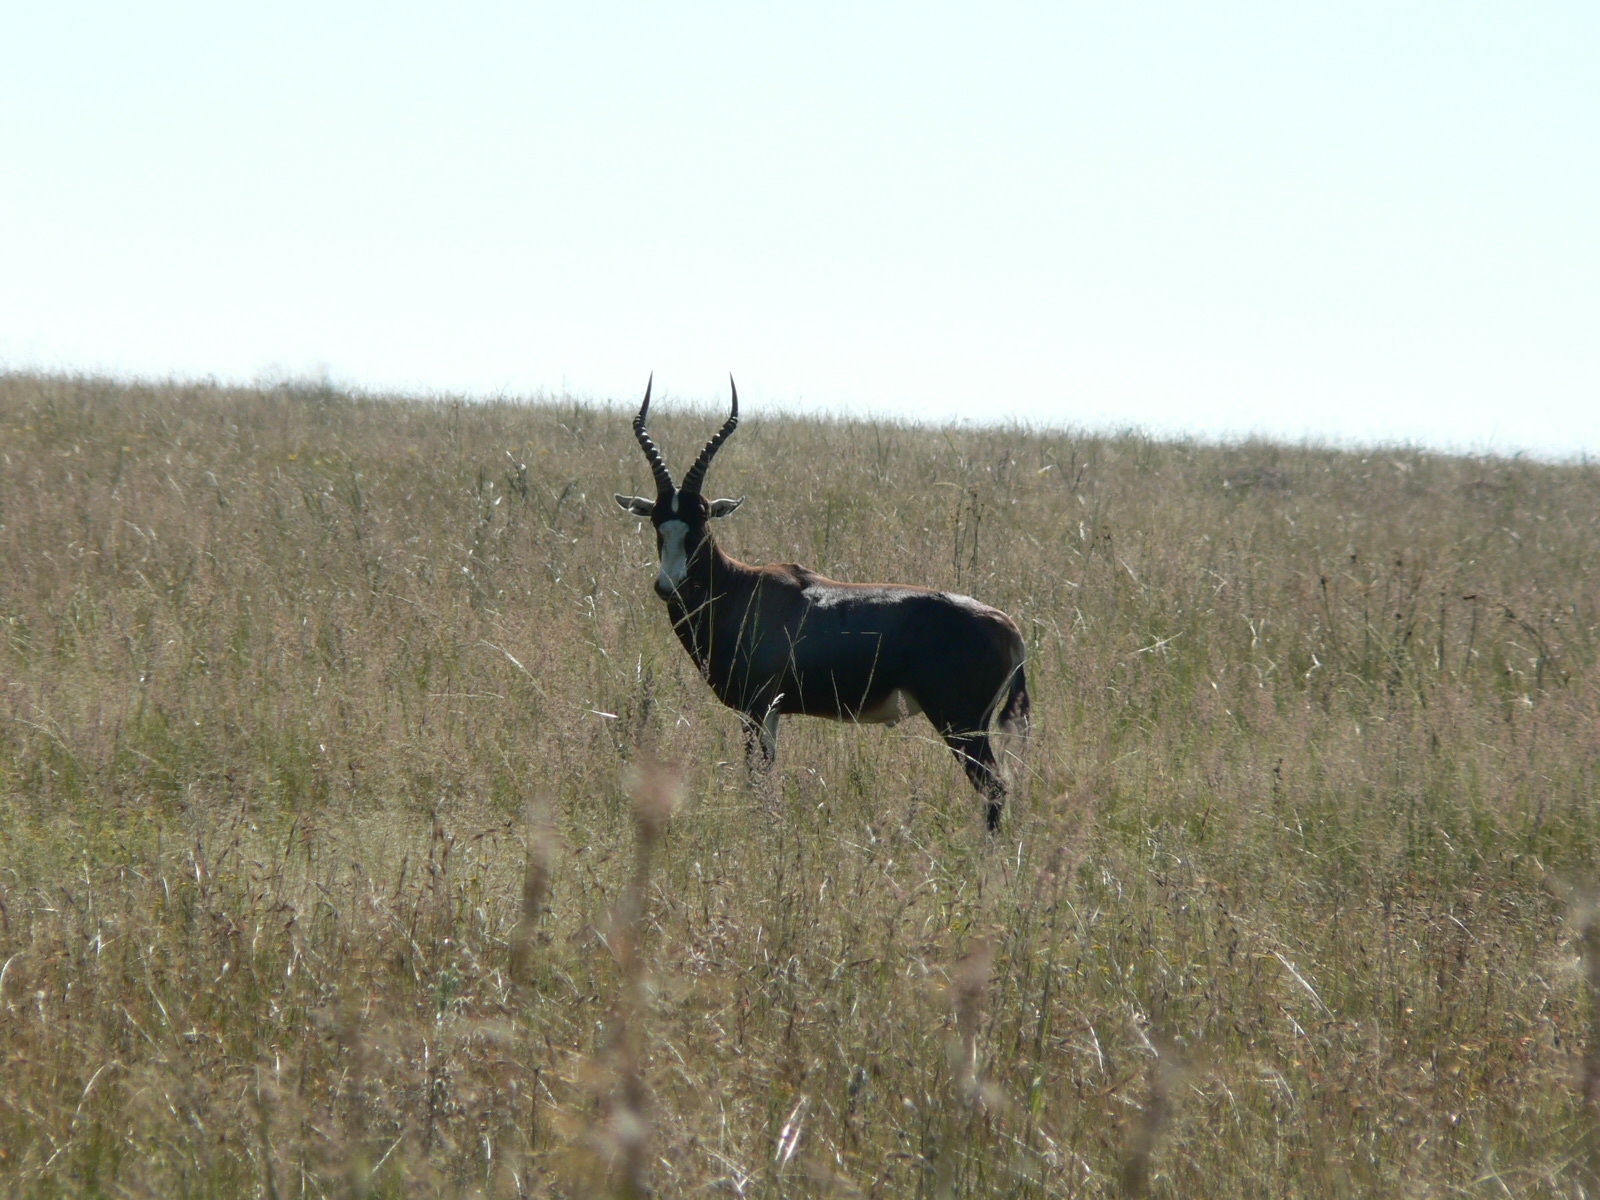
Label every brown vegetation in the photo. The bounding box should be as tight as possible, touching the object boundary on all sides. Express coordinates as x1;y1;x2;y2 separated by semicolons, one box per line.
1;372;1598;1196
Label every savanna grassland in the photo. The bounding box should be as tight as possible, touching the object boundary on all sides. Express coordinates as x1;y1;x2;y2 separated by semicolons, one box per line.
2;373;1599;1198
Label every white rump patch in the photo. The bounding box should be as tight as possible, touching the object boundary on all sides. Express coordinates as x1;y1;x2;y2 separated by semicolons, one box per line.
857;688;923;726
657;519;690;593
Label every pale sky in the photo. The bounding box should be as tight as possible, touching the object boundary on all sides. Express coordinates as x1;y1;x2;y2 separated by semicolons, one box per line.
3;3;1597;456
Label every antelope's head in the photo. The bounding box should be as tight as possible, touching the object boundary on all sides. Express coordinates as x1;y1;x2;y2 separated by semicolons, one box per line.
615;376;745;599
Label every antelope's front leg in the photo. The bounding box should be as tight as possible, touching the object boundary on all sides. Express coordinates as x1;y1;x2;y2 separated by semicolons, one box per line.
739;708;780;777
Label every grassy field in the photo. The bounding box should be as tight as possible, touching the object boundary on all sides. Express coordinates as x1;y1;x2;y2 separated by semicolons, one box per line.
2;372;1599;1197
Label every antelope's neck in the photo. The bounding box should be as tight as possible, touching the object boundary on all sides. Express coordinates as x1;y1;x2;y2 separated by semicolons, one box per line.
665;538;752;675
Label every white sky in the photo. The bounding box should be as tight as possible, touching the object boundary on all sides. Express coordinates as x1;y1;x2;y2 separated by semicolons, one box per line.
3;3;1597;456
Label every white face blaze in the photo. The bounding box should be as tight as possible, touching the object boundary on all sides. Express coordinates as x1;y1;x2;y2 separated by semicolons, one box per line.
656;519;691;595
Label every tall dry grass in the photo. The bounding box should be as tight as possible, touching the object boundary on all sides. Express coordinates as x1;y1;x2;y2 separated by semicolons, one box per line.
2;371;1599;1196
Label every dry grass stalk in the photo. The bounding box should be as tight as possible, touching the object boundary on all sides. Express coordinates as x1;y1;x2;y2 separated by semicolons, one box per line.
1575;891;1600;1192
508;810;552;985
1118;1017;1183;1198
586;760;679;1198
949;939;994;1106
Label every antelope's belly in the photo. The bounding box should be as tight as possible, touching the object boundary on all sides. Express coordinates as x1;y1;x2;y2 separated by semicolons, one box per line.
852;688;923;726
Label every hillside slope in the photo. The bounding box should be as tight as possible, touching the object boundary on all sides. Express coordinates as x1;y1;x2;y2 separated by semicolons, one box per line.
3;373;1599;1196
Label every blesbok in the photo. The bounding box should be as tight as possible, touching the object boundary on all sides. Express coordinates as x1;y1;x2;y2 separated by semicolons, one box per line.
615;377;1030;830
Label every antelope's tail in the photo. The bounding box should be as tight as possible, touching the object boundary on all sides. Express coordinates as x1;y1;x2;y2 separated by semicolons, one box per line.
997;661;1031;739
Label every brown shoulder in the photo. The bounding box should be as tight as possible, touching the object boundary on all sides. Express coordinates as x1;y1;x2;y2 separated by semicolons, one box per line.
757;561;836;587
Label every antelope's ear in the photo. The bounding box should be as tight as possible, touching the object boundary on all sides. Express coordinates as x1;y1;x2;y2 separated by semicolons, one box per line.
708;496;745;519
615;494;656;517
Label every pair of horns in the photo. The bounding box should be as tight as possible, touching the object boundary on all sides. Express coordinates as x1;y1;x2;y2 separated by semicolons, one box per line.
632;374;739;497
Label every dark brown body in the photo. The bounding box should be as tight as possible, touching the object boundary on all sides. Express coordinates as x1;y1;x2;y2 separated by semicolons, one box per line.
668;549;1023;724
664;545;1030;828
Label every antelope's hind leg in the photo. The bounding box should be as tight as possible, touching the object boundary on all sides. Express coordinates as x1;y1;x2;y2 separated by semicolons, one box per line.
942;732;1007;832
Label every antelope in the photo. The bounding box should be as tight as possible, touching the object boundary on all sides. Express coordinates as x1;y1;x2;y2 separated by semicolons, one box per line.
615;377;1030;830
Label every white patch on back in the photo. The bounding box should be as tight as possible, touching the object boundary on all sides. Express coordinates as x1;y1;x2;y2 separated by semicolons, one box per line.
657;519;690;593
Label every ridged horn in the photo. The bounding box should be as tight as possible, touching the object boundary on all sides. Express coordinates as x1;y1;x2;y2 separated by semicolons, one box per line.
680;375;739;496
631;374;675;495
